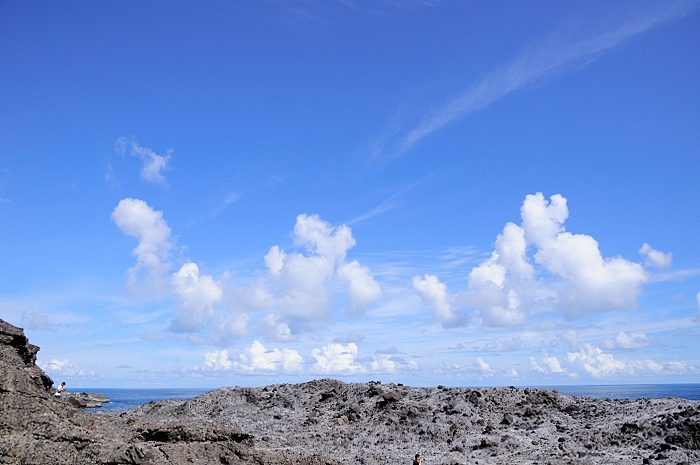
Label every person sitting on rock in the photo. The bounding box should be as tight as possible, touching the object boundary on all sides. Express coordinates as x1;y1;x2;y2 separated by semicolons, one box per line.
54;381;66;397
413;453;423;465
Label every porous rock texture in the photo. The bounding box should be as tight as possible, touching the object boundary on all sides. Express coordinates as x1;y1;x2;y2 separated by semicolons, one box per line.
0;319;340;465
2;317;700;464
116;379;700;464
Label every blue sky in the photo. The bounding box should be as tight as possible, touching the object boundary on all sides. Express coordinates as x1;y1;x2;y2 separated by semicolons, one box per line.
1;0;699;388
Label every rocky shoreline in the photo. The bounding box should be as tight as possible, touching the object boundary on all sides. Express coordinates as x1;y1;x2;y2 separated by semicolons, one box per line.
55;391;110;409
113;379;700;464
0;319;340;465
2;318;699;464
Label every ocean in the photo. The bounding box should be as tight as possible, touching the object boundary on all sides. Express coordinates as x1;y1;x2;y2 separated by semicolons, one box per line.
545;383;700;401
76;383;700;412
75;388;213;412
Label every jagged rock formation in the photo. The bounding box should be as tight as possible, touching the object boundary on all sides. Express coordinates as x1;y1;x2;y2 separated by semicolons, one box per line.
118;378;700;464
2;317;699;464
0;319;341;465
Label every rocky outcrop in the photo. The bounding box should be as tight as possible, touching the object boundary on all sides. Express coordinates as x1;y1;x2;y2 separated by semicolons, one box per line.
118;379;700;464
64;392;110;408
0;319;341;465
0;318;54;394
3;317;699;464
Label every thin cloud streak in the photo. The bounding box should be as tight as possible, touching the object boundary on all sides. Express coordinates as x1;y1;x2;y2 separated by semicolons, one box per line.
347;200;397;225
383;1;697;158
347;177;429;225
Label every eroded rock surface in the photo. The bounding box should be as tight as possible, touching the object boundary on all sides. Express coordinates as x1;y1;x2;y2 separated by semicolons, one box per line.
0;319;340;465
2;317;699;464
117;379;700;464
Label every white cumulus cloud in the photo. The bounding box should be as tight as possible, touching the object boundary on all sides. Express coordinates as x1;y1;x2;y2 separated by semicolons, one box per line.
465;221;534;327
530;352;566;374
338;260;383;314
639;359;664;373
37;358;85;377
112;198;173;296
202;349;233;370
522;193;648;317
169;262;223;332
263;214;381;323
210;313;251;342
310;342;363;374
530;357;545;373
483;337;522;352
370;354;398;373
202;342;303;373
474;357;494;377
112;206;382;340
460;193;649;327
601;331;651;350
638;243;672;269
558;330;579;352
665;360;700;375
412;274;468;328
567;344;629;378
259;313;296;342
542;353;565;373
236;340;303;372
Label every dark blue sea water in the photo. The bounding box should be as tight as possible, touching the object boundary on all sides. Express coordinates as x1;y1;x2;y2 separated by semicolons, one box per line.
74;388;213;412
543;383;700;401
75;383;700;412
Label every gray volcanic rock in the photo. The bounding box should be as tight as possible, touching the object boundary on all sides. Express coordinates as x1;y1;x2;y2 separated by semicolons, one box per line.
3;317;699;464
65;392;111;408
0;318;54;394
0;319;341;465
117;379;700;465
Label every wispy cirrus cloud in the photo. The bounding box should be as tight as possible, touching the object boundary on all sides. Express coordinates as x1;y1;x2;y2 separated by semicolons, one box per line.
116;137;172;185
374;0;697;159
347;178;428;225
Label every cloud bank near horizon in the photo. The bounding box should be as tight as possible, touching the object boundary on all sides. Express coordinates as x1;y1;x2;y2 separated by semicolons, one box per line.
94;190;695;382
111;192;673;339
